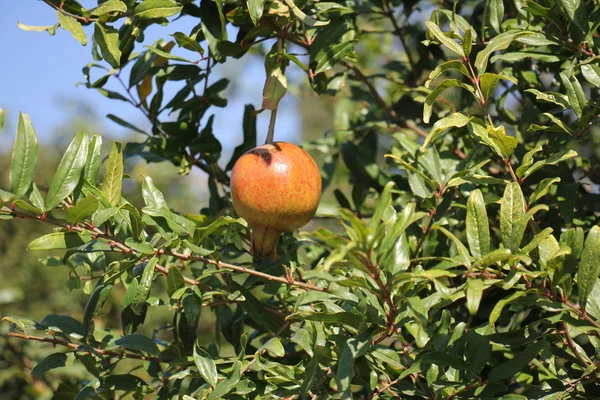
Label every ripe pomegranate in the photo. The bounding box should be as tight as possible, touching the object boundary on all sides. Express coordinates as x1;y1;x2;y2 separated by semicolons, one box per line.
230;142;322;258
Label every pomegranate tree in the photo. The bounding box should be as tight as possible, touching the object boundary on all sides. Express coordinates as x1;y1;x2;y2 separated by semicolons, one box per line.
230;142;322;258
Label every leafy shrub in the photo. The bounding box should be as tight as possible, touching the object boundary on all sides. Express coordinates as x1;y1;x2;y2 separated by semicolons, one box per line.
2;0;600;398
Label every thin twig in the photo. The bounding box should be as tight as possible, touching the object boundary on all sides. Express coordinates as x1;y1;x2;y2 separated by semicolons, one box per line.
562;322;591;368
2;208;326;293
381;2;419;84
6;332;163;362
42;0;100;23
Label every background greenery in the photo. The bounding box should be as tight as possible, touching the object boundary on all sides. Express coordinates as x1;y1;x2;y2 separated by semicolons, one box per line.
1;0;600;399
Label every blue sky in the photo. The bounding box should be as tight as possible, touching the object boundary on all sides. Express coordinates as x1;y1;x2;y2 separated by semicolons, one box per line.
0;2;300;154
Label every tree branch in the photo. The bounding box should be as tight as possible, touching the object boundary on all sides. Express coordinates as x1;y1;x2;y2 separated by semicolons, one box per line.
42;0;99;23
6;332;163;362
2;207;326;293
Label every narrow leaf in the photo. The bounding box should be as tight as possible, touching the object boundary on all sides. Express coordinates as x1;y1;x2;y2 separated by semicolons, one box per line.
134;0;183;19
577;226;600;311
46;132;89;211
194;340;218;387
84;134;102;185
10;112;38;198
500;182;526;251
466;279;484;315
28;232;91;250
56;11;87;46
67;196;99;225
466;189;490;259
101;142;123;207
424;21;464;57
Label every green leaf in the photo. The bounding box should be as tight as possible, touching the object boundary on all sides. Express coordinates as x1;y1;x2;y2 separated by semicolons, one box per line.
468;121;517;159
134;0;183;19
424;21;464;57
208;360;241;400
581;64;600;88
421;113;471;151
425;60;470;88
288;311;363;330
0;190;16;208
107;114;148;135
83;282;113;340
479;73;501;101
424;79;474;123
489;0;504;33
132;258;156;315
314;40;356;75
17;22;59;35
258;337;285;358
199;0;227;60
84;134;102;185
466;278;484;315
183;292;202;326
194;340;218;388
10;112;38;198
577;226;600;311
521;149;578;179
487;125;518;158
529;177;560;205
247;0;264;25
114;334;160;355
94;24;122;69
90;0;127;16
525;89;569;109
167;266;185;298
283;0;329;27
45;132;89;211
463;28;473;57
471;248;514;270
487;341;548;382
434;225;472;268
31;352;75;377
56;11;87;46
41;314;85;338
500;182;526;252
420;351;471;371
491;52;560;63
101;142;123;207
28;232;92;250
520;227;554;255
474;30;533;74
337;330;372;398
172;32;204;55
466;189;490;259
560;71;587;117
67;196;99;225
29;183;45;211
489;290;530;328
143;207;195;236
145;45;194;63
141;176;168;209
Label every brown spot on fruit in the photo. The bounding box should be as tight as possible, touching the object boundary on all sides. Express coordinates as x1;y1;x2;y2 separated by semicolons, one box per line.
230;141;322;258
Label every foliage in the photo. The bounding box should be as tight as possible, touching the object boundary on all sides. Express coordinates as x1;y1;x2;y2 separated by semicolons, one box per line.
3;0;600;399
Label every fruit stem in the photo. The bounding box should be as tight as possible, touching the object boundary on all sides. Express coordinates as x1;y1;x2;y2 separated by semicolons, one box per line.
265;107;278;144
251;225;281;260
265;38;283;145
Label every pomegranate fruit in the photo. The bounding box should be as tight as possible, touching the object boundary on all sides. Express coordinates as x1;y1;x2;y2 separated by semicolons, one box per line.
230;141;322;258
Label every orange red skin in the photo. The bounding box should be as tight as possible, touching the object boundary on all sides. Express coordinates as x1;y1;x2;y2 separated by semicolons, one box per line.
230;142;322;256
